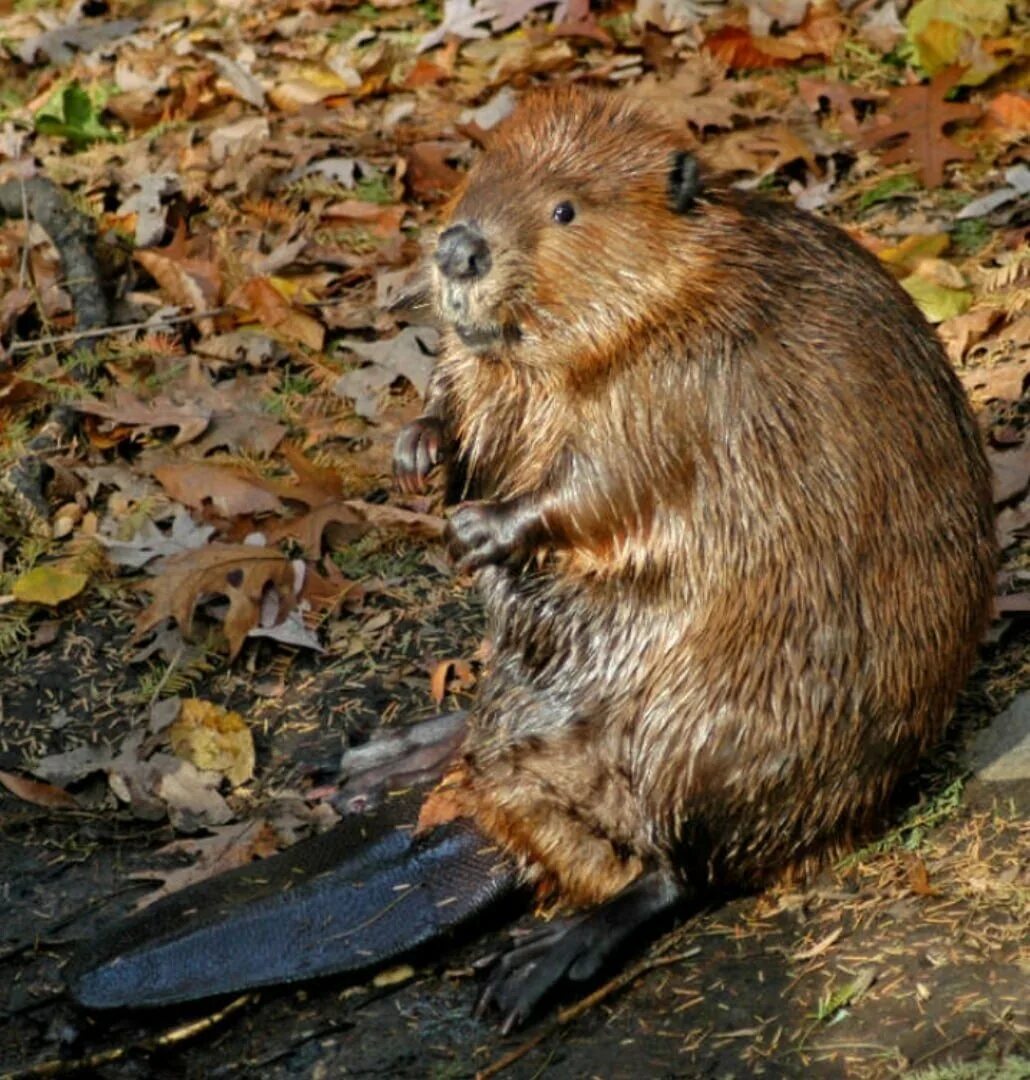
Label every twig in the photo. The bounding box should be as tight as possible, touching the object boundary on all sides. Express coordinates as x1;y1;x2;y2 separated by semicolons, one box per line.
0;993;255;1079
476;945;702;1079
7;308;234;354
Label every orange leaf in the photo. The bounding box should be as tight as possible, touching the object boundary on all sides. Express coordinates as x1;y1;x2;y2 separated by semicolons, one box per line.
0;770;78;809
984;91;1030;134
429;658;476;706
231;278;325;351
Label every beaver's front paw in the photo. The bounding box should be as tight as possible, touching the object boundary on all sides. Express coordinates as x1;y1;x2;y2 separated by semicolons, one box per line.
394;416;445;494
446;500;540;572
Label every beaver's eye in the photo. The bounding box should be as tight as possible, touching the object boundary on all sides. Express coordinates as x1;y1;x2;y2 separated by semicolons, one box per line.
552;201;576;225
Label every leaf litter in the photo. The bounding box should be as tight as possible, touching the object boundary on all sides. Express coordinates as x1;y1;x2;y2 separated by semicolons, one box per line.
0;0;1027;1075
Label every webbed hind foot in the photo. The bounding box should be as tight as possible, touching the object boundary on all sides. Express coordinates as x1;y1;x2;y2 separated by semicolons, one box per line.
477;868;693;1033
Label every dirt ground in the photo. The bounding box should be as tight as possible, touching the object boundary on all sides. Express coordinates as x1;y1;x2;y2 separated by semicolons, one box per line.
1;537;1027;1080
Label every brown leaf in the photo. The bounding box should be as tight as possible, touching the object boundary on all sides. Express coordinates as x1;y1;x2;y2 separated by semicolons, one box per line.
0;770;78;809
263;442;346;507
299;561;364;619
153;463;284;517
996;499;1030;550
133;820;281;908
269;500;369;557
135;543;298;659
798;78;886;134
230;277;325;352
345;499;446;538
429;657;476;706
938;308;1004;365
76;388;211;446
857;68;982;188
406;141;466;201
907;856;937;897
704;26;795;69
135;230;221;333
995;592;1030;615
958;360;1028;404
989;441;1030;505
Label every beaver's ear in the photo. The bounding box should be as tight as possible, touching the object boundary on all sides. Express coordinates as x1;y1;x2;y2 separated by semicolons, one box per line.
667;151;702;214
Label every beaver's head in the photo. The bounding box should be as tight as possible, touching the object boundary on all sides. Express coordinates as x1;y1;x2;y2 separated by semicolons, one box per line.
430;87;707;364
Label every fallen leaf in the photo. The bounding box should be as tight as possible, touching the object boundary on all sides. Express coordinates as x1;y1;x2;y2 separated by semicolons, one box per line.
231;277;325;352
101;507;216;569
133;820;281;908
958;360;1028;403
905;0;1011;80
405;141;467;201
429;657;476;705
136;232;221;333
996;500;1030;550
335;326;440;419
989;442;1030;505
0;770;78;809
135;543;299;659
857;67;982;187
900;272;972;322
153;463;284;518
983;91;1030;134
938;307;1004;364
12;565;88;606
75;388;212;447
878;233;950;275
169;699;255;787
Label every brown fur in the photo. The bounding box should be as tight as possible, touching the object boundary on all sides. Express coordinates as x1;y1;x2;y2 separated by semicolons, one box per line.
408;87;995;909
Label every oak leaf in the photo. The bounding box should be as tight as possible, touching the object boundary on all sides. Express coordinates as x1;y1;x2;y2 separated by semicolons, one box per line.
153;463;284;518
856;67;982;187
135;543;299;659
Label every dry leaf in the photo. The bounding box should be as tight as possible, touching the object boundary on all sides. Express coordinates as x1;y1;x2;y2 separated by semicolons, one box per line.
169;698;255;787
132;820;281;908
857;67;982;187
153;463;284;518
135;543;299;659
0;770;78;809
231;277;325;352
429;657;476;705
12;565;88;606
989;442;1030;505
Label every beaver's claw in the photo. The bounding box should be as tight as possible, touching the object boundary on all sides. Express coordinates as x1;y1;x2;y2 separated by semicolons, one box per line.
394;415;444;494
476;869;692;1033
446;500;539;572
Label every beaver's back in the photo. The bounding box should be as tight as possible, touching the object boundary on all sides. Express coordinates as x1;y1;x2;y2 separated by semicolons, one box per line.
418;88;994;904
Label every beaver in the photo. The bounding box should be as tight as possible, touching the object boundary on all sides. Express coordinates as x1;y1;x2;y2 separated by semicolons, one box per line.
68;87;995;1030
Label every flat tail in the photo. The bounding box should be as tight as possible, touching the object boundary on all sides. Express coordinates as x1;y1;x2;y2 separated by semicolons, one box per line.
67;792;517;1010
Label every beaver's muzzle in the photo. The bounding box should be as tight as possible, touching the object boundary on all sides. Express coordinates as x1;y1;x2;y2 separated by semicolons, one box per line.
436;223;491;281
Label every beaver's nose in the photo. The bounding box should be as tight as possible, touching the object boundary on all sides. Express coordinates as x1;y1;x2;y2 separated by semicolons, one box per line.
435;224;491;281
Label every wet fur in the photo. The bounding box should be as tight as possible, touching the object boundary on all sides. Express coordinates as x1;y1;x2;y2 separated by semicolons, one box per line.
411;87;995;907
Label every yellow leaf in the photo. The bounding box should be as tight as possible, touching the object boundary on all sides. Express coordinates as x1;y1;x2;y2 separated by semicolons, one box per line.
900;273;973;323
878;233;950;275
906;0;1011;76
12;566;88;606
269;276;318;304
169;699;256;787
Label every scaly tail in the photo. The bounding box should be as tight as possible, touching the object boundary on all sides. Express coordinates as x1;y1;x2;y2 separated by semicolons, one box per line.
67;791;518;1009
